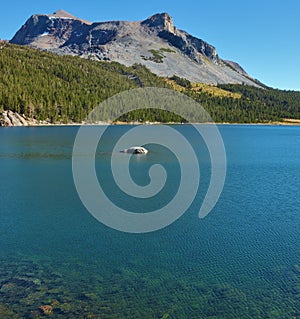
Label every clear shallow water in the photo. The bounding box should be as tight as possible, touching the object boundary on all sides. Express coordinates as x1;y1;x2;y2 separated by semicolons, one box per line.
0;125;299;319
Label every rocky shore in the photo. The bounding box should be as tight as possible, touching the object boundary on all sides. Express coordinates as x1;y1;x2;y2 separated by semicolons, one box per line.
0;110;99;127
1;110;300;127
0;110;40;126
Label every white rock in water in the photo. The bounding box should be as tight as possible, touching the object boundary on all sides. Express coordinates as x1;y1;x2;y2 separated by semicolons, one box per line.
120;146;148;154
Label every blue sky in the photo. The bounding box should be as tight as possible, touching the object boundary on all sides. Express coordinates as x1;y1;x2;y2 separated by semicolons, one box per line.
1;0;300;90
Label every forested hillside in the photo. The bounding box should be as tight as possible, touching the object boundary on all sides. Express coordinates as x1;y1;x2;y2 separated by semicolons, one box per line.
0;43;299;124
0;43;167;123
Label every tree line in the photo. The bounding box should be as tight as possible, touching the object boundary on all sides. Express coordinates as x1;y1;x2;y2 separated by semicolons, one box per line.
0;43;299;123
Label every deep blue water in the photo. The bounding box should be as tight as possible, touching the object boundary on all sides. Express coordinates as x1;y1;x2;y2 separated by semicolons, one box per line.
0;125;299;319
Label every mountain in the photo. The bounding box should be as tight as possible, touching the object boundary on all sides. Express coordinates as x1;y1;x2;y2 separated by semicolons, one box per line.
10;11;261;86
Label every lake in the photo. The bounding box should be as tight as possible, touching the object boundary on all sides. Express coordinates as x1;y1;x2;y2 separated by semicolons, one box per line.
0;125;299;319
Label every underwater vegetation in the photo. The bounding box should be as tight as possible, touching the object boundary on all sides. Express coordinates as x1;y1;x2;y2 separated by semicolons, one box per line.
0;257;299;318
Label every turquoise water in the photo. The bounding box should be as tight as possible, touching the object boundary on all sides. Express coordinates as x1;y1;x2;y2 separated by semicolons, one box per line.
0;125;299;318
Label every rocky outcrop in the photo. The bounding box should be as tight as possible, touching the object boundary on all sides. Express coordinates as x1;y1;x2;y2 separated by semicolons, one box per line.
120;146;148;154
0;110;111;127
142;13;176;34
10;11;262;86
223;60;249;76
158;30;219;64
0;111;36;126
11;11;89;50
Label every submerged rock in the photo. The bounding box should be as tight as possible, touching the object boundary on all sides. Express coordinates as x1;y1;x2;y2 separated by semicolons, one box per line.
39;304;53;315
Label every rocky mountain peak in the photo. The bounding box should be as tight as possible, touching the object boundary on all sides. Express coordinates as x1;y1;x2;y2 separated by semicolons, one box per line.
51;10;76;18
142;13;175;33
10;11;261;86
48;9;92;25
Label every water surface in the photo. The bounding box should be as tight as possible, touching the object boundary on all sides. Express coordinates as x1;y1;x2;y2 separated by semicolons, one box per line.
0;125;299;319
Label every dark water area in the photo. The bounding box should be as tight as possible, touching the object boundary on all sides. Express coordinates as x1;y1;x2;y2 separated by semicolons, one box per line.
0;125;299;318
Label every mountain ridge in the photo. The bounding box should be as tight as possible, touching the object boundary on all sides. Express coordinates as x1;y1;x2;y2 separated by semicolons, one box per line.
10;11;261;87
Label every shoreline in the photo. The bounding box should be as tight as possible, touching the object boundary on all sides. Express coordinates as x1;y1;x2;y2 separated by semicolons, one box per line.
1;111;300;127
2;121;300;127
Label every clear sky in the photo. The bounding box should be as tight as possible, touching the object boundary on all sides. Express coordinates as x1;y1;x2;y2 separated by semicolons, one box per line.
1;0;299;91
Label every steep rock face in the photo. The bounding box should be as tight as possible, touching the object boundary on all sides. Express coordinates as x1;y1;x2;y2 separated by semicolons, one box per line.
142;13;176;33
158;30;219;64
10;11;261;86
11;11;89;49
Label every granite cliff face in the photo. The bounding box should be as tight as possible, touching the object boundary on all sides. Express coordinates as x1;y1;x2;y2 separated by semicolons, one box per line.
11;10;260;86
